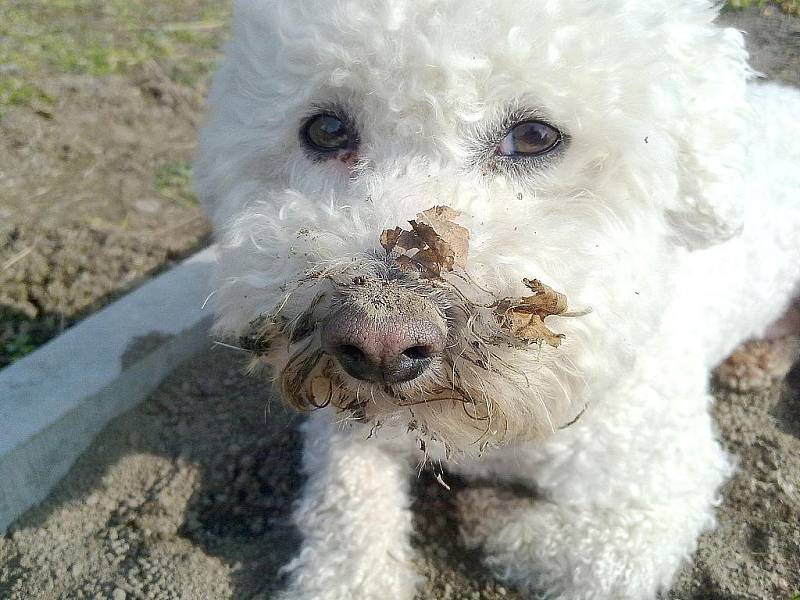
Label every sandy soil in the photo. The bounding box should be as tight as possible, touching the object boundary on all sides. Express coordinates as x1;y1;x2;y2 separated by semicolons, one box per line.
0;347;797;600
0;2;222;367
1;4;799;600
0;71;211;365
722;3;800;81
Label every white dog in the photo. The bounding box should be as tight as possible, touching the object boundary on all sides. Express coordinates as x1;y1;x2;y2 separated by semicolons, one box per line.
195;1;800;598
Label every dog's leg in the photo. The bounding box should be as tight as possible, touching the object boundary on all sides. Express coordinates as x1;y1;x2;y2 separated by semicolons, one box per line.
278;413;419;600
460;378;731;600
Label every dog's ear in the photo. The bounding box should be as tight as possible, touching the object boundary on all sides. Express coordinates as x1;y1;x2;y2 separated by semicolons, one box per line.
665;23;751;250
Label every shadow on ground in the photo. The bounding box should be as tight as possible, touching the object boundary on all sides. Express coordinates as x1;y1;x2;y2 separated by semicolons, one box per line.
0;347;525;600
0;348;301;599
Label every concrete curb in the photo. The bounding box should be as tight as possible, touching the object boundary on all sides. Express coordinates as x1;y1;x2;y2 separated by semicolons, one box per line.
0;246;218;534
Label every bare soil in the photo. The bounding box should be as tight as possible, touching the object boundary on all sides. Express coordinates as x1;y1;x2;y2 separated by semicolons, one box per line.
1;4;799;600
0;347;797;600
0;1;224;367
722;3;800;81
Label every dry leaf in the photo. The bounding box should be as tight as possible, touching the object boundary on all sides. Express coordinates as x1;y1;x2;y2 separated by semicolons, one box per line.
379;227;403;252
511;279;568;317
380;206;470;279
381;209;573;347
496;279;569;348
506;312;565;348
415;206;469;269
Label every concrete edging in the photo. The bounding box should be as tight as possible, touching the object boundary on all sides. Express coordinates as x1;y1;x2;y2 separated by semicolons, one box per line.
0;246;218;534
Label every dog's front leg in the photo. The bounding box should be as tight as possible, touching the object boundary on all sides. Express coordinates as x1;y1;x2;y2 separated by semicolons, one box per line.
466;379;732;600
278;413;419;600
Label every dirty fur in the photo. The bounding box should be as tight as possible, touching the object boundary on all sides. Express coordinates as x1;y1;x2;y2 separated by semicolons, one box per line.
242;262;578;455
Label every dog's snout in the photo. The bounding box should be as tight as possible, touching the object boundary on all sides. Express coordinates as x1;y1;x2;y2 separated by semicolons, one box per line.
322;310;446;385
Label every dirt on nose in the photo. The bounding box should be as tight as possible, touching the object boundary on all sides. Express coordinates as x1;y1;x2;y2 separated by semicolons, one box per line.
340;277;446;324
323;277;449;354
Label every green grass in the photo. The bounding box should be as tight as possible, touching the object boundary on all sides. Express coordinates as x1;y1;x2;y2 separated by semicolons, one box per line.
0;78;53;109
155;162;197;205
0;0;230;111
1;331;36;363
727;0;800;14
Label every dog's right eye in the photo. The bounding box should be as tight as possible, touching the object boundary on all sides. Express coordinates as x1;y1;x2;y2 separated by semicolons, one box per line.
302;114;354;152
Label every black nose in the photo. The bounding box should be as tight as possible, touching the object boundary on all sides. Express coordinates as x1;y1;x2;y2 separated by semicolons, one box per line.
321;312;446;384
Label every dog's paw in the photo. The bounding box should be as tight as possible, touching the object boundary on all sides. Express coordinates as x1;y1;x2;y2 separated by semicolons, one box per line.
276;554;420;600
715;337;800;392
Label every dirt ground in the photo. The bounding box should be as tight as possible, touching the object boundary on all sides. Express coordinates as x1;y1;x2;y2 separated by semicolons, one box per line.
0;1;226;367
1;3;800;600
0;348;797;600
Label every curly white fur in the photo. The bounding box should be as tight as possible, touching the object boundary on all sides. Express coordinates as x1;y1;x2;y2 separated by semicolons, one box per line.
195;1;800;598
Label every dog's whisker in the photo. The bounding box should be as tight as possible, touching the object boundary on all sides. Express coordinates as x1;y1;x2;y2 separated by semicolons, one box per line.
212;340;252;353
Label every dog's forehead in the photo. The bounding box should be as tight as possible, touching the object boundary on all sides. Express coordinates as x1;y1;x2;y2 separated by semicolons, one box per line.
231;0;716;118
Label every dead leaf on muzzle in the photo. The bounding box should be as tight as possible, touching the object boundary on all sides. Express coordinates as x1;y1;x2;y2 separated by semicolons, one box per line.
380;205;469;279
494;279;569;348
381;207;577;348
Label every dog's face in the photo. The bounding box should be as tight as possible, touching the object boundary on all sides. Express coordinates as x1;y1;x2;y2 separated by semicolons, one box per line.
197;0;748;456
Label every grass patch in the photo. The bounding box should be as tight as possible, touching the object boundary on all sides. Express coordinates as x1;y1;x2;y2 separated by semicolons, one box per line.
155;162;197;205
0;307;57;368
727;0;800;14
0;0;230;111
1;331;37;364
0;78;53;112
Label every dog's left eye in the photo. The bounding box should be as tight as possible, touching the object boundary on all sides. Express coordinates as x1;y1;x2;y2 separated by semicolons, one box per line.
303;113;354;152
497;120;562;157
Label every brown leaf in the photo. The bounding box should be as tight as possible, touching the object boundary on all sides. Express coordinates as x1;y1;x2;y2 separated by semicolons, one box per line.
395;229;424;253
396;253;441;280
518;279;568;317
379;227;403;253
496;279;570;347
417;206;470;269
507;313;565;348
379;205;470;279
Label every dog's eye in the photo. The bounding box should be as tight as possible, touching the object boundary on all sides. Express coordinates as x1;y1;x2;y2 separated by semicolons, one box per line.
497;120;562;157
303;113;353;152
